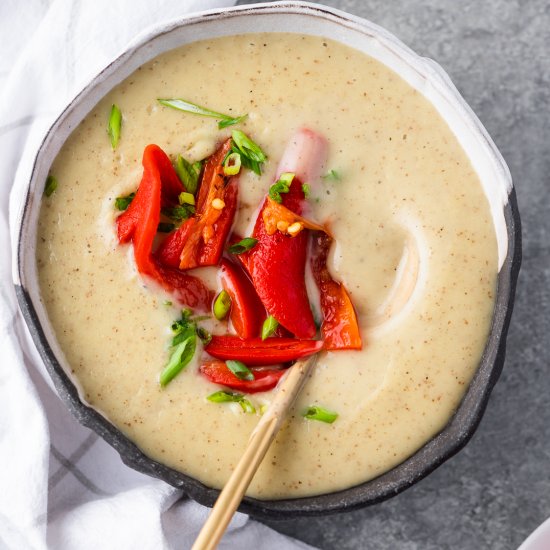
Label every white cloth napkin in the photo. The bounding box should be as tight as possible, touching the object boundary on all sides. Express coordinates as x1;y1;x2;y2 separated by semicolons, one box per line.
0;1;318;548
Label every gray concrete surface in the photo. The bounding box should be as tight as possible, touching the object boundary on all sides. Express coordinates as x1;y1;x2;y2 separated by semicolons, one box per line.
236;0;550;548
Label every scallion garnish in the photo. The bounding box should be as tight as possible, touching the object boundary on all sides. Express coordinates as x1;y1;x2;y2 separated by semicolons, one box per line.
163;300;173;306
218;114;248;129
161;204;195;221
302;405;338;424
207;390;256;413
196;326;212;346
179;191;195;206
322;169;340;181
160;310;210;386
269;172;294;203
44;175;58;197
213;290;232;320
228;237;258;255
302;183;311;198
157;98;247;129
108;104;122;150
261;316;279;340
230;130;267;175
226;360;254;381
115;192;135;211
175;155;201;195
223;152;242;176
159;335;196;387
157;222;175;233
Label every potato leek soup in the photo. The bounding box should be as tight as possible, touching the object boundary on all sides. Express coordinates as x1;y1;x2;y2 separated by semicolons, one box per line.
36;33;497;499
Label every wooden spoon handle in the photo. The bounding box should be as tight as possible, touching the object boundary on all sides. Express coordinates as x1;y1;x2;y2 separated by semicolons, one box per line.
191;354;318;550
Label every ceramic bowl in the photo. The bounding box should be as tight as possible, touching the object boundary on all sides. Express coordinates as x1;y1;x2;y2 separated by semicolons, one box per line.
13;1;521;517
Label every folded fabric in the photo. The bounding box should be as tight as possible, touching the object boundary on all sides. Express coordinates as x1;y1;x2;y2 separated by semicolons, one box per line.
0;1;318;548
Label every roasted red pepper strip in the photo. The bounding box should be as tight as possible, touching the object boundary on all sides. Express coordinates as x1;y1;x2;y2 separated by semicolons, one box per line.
199;178;238;265
199;361;286;393
205;336;323;366
311;232;362;350
219;258;265;339
155;139;237;269
240;177;316;339
116;144;213;310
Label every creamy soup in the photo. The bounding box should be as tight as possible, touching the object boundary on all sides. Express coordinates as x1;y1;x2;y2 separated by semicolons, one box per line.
37;33;497;499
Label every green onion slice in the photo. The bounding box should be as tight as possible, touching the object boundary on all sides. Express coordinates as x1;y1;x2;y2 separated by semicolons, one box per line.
207;391;256;413
196;326;212;346
44;175;58;197
218;114;248;129
161;204;195;221
108;104;122;150
269;172;294;203
160;310;212;386
302;405;338;424
179;191;195;206
213;290;232;320
223;152;242;176
226;360;254;381
175;155;201;195
159;334;196;387
230;130;267;175
228;237;258;255
238;398;256;414
157;98;247;129
115;192;135;211
302;183;311;198
261;316;279;340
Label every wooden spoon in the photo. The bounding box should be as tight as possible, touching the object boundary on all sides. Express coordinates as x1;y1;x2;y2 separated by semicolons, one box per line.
191;353;318;550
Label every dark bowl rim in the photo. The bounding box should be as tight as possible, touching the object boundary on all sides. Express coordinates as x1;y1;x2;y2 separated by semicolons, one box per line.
14;1;522;519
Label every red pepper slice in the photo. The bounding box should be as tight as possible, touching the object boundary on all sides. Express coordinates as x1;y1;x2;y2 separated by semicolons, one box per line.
219;258;265;339
116;144;213;310
311;232;362;350
155;139;238;269
240;177;316;339
199;361;286;393
205;336;323;366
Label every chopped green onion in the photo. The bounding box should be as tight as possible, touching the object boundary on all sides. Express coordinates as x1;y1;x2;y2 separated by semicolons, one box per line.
261;316;279;340
226;360;254;381
157;98;247;129
175;155;201;195
196;326;212;346
160;310;212;386
322;169;340;181
115;192;135;211
223;152;242;176
163;300;173;306
302;405;338;424
207;390;256;414
108;104;122;150
213;290;232;320
259;404;268;415
269;172;294;203
302;183;311;198
239;398;256;414
159;334;196;387
179;191;195;206
231;130;267;175
207;390;242;403
161;204;195;221
44;175;58;197
218;114;248;129
157;222;175;233
228;237;258;255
